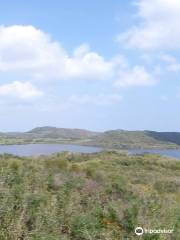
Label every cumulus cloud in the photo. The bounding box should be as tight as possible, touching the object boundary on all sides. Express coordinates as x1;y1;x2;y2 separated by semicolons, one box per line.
118;0;180;50
0;25;65;73
0;81;43;100
0;24;156;95
114;66;155;88
0;25;114;81
65;45;114;80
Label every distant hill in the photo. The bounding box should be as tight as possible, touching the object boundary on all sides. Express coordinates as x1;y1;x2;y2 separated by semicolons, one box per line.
85;130;180;149
27;126;98;139
145;131;180;145
0;127;180;149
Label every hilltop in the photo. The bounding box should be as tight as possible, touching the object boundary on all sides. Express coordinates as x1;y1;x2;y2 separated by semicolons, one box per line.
28;126;98;139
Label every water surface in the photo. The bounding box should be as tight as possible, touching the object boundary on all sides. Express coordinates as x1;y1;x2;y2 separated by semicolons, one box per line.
129;149;180;159
0;144;101;156
0;144;180;159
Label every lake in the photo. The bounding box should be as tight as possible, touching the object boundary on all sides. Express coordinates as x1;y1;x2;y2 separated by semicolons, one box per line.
129;149;180;159
0;144;180;159
0;144;102;156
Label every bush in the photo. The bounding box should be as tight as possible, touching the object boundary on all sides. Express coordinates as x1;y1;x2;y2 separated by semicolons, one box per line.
85;166;96;178
154;180;179;193
70;213;102;239
122;205;138;232
45;158;68;171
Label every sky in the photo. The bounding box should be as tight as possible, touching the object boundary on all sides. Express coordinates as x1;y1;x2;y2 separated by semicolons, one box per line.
0;0;180;132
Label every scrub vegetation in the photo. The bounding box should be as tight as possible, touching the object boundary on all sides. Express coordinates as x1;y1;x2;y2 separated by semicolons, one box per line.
0;151;179;239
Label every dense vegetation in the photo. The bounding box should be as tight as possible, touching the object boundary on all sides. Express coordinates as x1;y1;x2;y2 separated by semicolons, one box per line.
1;127;180;149
0;151;179;239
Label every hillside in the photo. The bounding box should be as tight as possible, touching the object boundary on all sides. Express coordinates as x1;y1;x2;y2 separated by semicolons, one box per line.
28;127;98;139
0;127;99;145
146;131;180;145
0;127;180;149
85;130;180;149
0;151;179;239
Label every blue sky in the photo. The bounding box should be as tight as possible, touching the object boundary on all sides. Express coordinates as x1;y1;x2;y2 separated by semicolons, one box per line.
0;0;180;132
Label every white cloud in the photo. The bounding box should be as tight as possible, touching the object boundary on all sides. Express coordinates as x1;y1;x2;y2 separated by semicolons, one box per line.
160;54;180;72
0;25;65;73
0;25;156;90
118;0;180;50
65;46;113;80
114;66;155;88
0;25;114;81
0;81;43;100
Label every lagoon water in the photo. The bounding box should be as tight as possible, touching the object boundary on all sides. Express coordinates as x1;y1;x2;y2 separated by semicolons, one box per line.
0;144;180;159
129;149;180;159
0;144;101;156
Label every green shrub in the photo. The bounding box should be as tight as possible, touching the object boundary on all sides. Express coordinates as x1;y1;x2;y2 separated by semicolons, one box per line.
122;205;138;232
143;234;160;240
154;180;179;193
0;151;179;239
70;213;102;239
85;166;96;178
45;158;68;171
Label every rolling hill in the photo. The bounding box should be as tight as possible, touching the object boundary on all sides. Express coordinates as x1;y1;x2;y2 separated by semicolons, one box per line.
0;127;180;149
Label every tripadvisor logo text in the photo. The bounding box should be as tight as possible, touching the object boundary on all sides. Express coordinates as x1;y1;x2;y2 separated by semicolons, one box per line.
135;227;174;236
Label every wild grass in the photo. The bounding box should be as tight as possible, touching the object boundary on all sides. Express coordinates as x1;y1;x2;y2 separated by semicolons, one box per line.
0;151;179;239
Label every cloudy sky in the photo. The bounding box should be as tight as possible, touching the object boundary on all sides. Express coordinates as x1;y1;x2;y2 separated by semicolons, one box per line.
0;0;180;132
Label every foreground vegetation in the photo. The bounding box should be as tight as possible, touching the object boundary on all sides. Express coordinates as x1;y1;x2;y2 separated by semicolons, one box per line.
0;151;179;239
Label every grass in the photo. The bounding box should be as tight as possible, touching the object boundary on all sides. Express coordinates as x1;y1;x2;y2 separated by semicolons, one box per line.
0;151;179;239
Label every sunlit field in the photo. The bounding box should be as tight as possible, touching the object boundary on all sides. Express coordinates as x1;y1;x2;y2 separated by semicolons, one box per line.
0;151;179;239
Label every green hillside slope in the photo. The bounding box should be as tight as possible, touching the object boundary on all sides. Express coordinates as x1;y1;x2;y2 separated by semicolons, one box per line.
0;151;179;239
0;127;180;149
